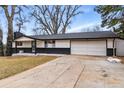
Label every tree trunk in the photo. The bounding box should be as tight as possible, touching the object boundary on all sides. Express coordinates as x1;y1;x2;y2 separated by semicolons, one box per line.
6;18;13;56
0;41;4;56
0;28;3;56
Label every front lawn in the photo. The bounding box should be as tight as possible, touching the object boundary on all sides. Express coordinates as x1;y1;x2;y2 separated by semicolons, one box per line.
0;56;57;80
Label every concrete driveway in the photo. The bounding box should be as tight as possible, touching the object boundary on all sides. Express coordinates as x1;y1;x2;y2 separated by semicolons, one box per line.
0;55;124;88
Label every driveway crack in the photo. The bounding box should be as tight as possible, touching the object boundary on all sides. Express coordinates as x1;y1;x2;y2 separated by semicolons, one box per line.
73;63;86;88
47;65;71;87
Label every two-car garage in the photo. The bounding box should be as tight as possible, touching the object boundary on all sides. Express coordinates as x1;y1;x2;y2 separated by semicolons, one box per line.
71;40;107;56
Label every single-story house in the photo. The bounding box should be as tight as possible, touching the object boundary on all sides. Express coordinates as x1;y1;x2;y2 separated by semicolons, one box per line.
12;31;124;56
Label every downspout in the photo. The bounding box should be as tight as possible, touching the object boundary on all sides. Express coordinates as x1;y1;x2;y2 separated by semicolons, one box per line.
113;38;116;56
106;39;107;56
70;40;71;54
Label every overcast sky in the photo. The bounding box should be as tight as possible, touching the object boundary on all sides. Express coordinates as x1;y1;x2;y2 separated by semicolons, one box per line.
0;5;102;44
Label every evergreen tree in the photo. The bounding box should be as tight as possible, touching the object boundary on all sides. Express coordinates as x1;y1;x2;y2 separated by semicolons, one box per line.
95;5;124;37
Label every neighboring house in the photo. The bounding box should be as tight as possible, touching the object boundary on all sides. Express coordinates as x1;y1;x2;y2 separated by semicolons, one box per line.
12;31;124;56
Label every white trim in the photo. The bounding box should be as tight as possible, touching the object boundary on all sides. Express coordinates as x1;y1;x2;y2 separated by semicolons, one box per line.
15;36;34;41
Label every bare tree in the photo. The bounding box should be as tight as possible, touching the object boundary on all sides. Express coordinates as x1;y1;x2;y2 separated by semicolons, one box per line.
0;5;28;55
1;6;16;42
15;13;29;32
92;25;103;32
0;26;2;41
31;5;82;35
0;25;3;56
81;27;90;32
81;25;103;32
32;28;47;35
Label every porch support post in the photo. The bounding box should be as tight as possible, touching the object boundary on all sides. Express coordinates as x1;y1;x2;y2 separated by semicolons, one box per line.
15;41;17;53
106;39;107;56
35;39;36;54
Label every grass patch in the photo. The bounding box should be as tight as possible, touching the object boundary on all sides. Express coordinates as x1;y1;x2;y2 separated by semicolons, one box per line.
0;56;57;80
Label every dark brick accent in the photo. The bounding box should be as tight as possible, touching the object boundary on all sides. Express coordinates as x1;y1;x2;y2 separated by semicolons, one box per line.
12;48;71;54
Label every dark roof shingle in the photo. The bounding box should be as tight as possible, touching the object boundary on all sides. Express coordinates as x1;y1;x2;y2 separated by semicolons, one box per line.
29;31;118;40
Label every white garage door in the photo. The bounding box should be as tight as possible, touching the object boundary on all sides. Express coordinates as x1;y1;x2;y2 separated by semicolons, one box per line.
116;39;124;56
71;40;106;56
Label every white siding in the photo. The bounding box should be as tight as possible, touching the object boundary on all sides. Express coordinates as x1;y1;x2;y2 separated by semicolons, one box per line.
55;40;70;48
12;42;15;48
37;40;44;48
71;40;106;56
17;41;31;48
107;39;113;48
15;36;34;41
116;39;124;56
47;44;54;48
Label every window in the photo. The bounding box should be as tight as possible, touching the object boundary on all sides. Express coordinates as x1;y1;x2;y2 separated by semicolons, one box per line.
45;40;55;48
17;42;22;46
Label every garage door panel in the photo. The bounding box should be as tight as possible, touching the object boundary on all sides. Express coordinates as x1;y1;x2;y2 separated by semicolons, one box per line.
71;40;106;56
72;44;87;47
86;47;105;50
85;52;104;55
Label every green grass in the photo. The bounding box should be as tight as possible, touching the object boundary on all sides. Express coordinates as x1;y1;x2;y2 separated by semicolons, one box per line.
0;56;57;80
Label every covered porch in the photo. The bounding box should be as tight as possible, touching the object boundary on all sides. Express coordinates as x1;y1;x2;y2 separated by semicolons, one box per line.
12;36;36;54
12;36;71;54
